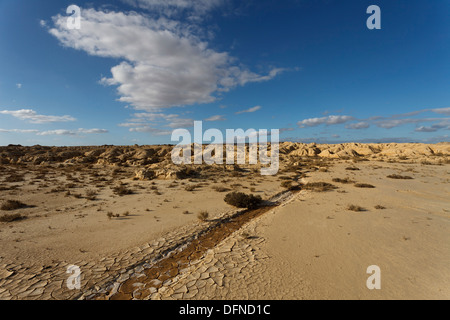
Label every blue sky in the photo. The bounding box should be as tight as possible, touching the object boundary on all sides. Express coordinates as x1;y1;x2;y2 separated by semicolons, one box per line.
0;0;449;146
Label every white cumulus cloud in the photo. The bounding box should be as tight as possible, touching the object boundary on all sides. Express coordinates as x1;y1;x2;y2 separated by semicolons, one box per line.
48;8;283;112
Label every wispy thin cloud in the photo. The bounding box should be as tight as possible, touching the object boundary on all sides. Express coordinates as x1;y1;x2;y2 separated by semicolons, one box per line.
129;126;172;135
205;115;226;121
414;120;450;133
121;0;225;18
0;109;76;124
346;122;370;130
235;106;262;115
1;128;108;136
0;129;39;134
298;107;450;134
374;117;443;129
119;112;194;133
431;107;450;116
297;115;354;128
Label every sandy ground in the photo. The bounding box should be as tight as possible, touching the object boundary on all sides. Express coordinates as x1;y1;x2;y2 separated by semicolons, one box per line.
233;161;450;299
0;166;283;266
0;143;449;300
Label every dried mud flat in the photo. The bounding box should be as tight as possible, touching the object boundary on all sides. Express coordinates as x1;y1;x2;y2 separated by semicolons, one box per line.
0;142;449;300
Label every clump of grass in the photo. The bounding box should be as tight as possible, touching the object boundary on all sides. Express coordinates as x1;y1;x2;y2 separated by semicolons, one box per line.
303;182;337;192
107;212;121;219
354;183;375;188
0;213;25;222
280;181;293;189
175;167;199;179
212;186;230;193
332;178;354;184
374;205;386;210
224;192;263;209
185;185;197;192
347;204;366;212
387;174;413;180
5;174;24;183
1;200;28;211
123;211;130;217
197;210;209;222
85;189;98;200
112;184;133;196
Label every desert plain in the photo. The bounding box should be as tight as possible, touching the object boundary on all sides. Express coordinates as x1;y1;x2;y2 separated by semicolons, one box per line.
0;142;449;300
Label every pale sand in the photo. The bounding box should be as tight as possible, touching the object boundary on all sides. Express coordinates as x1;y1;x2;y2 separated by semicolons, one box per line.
136;160;449;300
0;143;449;299
0;168;281;266
222;161;450;299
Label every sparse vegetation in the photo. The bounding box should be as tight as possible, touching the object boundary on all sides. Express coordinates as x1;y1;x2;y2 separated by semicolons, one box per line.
185;185;197;192
375;205;386;210
197;210;209;222
0;213;25;222
212;186;230;193
224;192;263;209
303;182;337;192
4;174;24;183
387;174;413;180
280;181;293;189
176;167;199;179
332;177;354;184
85;189;98;200
107;212;121;219
347;204;366;212
354;183;375;188
1;200;28;211
112;184;133;196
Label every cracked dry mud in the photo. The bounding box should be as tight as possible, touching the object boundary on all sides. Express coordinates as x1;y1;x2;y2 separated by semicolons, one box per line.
0;190;297;300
